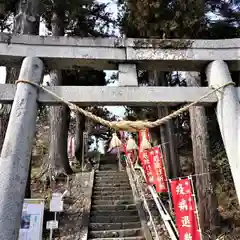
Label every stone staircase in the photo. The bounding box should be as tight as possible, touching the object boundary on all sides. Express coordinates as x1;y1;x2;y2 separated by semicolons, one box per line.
98;153;119;171
87;154;146;240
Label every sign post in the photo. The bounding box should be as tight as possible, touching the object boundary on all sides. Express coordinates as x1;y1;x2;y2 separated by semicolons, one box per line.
47;193;64;240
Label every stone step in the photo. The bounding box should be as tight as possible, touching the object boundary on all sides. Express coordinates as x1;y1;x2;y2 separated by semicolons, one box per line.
99;164;118;167
95;171;127;176
92;199;134;206
92;195;133;201
88;228;142;238
100;156;118;162
94;178;129;183
90;215;140;223
98;169;119;172
94;184;131;188
93;186;132;192
91;209;138;217
99;162;118;168
91;204;137;211
100;157;118;160
94;183;131;188
92;193;133;198
94;181;130;185
99;163;118;166
95;173;128;177
94;179;129;183
99;168;119;171
94;181;129;185
100;156;118;160
95;171;128;178
92;190;133;196
88;237;145;240
89;222;141;231
99;160;118;164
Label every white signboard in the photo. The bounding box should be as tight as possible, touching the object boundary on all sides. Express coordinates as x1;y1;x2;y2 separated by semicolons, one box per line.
46;220;59;230
18;199;45;240
50;193;64;212
50;199;63;212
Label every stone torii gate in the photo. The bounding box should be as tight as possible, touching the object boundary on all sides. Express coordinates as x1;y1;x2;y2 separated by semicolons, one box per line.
0;32;239;239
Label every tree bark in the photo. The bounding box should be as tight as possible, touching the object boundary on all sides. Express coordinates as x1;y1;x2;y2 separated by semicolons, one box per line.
186;72;219;238
48;70;72;175
75;112;85;167
16;0;40;197
148;71;181;178
0;0;41;196
14;0;40;35
0;66;20;151
47;10;73;177
157;106;174;177
0;108;8;152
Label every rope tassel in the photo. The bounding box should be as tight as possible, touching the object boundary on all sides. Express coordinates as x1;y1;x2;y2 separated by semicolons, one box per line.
139;129;151;151
126;135;138;151
109;133;122;149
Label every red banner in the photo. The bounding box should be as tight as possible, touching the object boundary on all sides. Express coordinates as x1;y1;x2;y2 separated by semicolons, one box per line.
170;178;201;240
149;147;168;193
138;129;150;144
139;150;155;184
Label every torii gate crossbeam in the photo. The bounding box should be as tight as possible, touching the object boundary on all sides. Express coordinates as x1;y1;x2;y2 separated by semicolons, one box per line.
0;33;239;71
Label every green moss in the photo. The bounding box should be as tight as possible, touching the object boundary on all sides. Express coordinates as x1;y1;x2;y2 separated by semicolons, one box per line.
133;38;193;49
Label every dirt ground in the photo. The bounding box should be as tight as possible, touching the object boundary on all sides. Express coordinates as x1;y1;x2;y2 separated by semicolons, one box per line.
32;171;94;240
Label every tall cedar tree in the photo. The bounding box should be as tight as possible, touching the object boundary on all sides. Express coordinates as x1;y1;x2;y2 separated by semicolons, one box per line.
41;0;114;175
0;0;41;197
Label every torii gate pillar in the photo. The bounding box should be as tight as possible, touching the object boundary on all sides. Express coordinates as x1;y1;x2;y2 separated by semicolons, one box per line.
206;60;240;202
0;57;44;240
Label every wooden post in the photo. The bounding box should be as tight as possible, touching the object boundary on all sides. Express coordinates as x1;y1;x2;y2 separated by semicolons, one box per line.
0;57;44;240
206;60;240;203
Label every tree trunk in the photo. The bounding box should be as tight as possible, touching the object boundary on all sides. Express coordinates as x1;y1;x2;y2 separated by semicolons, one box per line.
186;72;219;238
148;71;181;178
48;69;72;175
157;106;174;177
75;112;85;167
0;108;8;151
47;11;73;177
14;0;40;35
0;67;20;151
0;0;41;196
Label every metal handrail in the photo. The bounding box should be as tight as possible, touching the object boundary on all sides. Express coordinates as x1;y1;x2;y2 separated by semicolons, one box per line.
125;157;161;240
139;168;178;240
125;156;178;240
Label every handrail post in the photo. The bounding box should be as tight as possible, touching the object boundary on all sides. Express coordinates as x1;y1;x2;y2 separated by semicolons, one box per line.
0;57;44;240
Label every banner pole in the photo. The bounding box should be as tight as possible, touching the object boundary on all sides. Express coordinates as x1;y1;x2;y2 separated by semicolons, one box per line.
159;145;173;211
189;175;203;240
